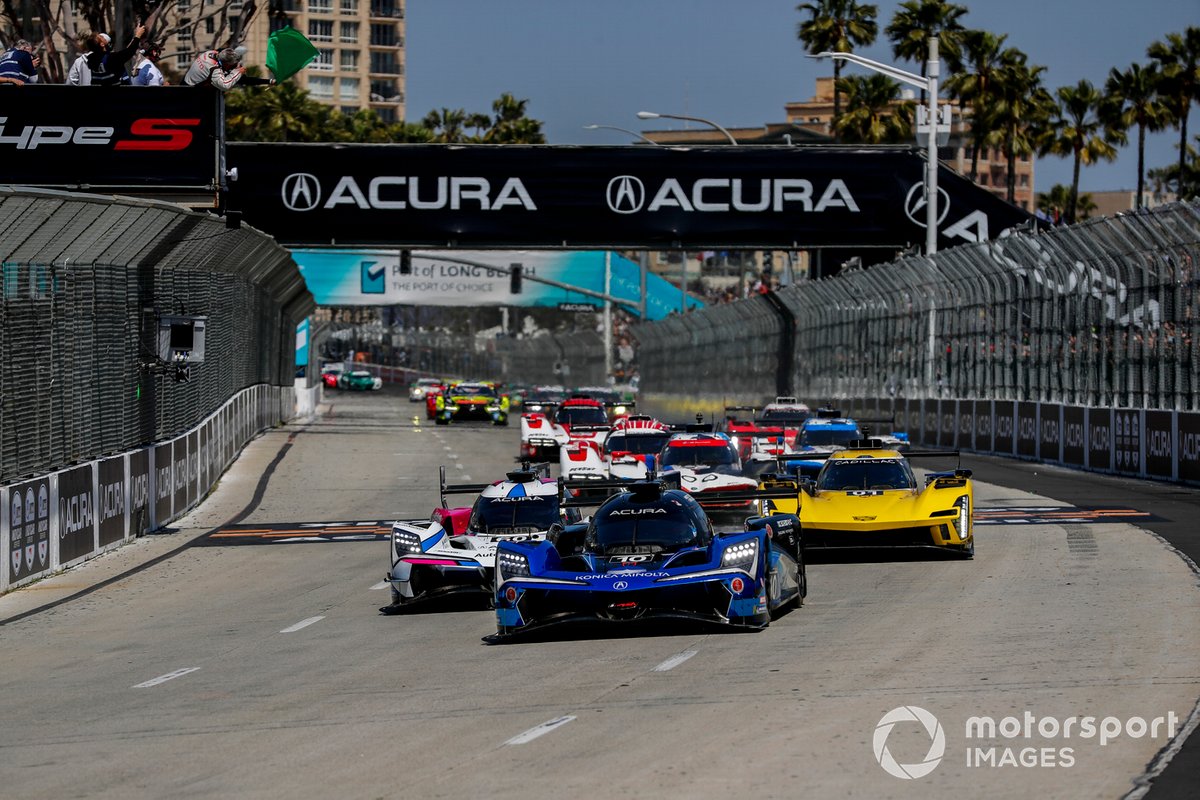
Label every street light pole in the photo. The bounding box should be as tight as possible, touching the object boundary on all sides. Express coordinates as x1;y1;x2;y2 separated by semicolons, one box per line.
809;37;940;255
636;111;738;145
582;124;659;145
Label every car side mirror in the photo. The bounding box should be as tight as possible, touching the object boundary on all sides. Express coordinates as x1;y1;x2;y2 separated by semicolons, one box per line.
798;478;816;496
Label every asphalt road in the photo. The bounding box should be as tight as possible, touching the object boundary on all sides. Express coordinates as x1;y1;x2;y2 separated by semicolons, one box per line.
1;387;1197;799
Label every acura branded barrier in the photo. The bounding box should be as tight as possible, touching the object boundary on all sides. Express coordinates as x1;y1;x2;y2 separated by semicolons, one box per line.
2;385;286;593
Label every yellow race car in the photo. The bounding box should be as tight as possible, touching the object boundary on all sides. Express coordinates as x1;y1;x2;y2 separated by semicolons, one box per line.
758;445;974;557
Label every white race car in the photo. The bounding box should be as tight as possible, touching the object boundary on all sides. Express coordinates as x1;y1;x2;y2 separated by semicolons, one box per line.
381;465;581;613
559;415;674;483
519;395;611;460
657;432;760;512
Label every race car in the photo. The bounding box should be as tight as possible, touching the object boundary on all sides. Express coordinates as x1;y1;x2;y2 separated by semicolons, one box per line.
757;443;974;556
487;477;806;641
518;385;568;414
433;381;510;425
793;408;909;453
409;377;445;402
724;396;812;459
381;465;582;613
657;432;760;512
320;363;345;389
559;415;674;484
573;386;635;421
520;394;612;459
340;369;383;391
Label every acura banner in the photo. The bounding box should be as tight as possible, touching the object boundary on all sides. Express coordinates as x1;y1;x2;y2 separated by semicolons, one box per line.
0;86;222;196
226;143;1035;249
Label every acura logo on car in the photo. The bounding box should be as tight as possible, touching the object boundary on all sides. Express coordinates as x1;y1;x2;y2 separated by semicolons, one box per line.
607;175;646;214
282;173;321;211
904;183;950;228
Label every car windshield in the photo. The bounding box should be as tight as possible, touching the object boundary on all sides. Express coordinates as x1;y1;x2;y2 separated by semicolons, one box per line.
416;379;440;387
557;406;608;426
469;494;560;535
607;432;671;455
660;443;736;467
799;428;860;447
590;495;706;555
527;388;566;403
453;384;495;397
816;458;915;491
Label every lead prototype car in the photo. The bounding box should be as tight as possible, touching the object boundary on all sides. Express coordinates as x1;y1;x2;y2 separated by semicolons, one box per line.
486;478;805;641
382;465;580;613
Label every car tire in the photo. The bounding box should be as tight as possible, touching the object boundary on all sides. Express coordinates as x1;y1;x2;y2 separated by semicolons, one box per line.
435;417;448;426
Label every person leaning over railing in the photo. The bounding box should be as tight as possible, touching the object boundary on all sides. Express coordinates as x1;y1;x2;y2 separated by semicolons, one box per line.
184;47;275;92
0;39;40;85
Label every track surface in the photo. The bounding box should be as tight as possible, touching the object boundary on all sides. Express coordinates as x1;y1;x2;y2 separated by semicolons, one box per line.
1;387;1197;799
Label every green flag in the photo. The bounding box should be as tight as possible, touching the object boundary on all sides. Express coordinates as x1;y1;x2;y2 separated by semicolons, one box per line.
266;26;320;82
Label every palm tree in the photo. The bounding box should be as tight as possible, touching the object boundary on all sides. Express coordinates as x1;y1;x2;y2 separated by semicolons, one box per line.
1038;80;1120;224
796;0;879;137
483;93;547;143
833;73;913;143
1148;28;1200;200
944;29;1014;181
422;108;468;143
884;0;967;103
1036;183;1096;222
1104;63;1169;208
990;53;1053;205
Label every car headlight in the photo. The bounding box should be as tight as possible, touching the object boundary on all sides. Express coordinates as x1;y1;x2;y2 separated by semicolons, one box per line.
393;528;422;556
613;405;627;415
497;550;531;580
954;495;971;537
721;539;758;571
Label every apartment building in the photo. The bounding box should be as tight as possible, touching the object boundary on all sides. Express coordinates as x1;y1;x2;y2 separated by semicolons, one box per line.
236;0;406;121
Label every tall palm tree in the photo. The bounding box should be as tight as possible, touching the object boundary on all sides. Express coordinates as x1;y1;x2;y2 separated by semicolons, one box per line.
884;0;967;103
1148;28;1200;200
422;108;468;143
1104;63;1169;208
833;73;913;143
796;0;879;137
990;53;1053;205
944;29;1013;181
1038;80;1120;224
484;92;547;143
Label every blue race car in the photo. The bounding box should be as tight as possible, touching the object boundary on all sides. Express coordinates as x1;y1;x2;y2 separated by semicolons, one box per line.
486;478;805;641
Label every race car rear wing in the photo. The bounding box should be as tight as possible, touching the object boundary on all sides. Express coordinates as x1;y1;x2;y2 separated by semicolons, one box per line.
558;474;801;508
439;462;550;507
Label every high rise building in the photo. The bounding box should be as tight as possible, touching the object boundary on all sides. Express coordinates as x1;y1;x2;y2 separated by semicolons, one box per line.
238;0;406;122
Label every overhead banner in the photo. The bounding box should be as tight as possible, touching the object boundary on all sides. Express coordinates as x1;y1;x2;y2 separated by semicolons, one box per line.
0;86;222;200
226;143;1035;250
290;249;701;320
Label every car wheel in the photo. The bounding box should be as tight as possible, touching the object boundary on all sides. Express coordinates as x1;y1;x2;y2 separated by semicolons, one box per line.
959;537;975;560
435;416;448;426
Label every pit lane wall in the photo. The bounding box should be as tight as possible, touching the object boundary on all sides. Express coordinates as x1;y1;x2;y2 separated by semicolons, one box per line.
0;187;316;593
633;202;1200;484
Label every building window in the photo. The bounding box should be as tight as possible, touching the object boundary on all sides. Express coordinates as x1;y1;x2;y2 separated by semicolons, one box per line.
175;53;192;71
340;21;359;43
313;48;334;70
369;52;398;73
370;23;397;46
205;18;214;33
339;77;359;100
340;0;358;12
309;20;334;42
377;107;397;123
309;75;334;98
340;49;359;70
307;0;332;12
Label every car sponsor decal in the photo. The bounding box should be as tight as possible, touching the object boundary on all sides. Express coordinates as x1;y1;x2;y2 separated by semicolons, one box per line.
974;506;1162;525
201;519;409;545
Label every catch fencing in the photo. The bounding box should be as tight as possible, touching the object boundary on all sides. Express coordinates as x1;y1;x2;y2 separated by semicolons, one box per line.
633;202;1200;485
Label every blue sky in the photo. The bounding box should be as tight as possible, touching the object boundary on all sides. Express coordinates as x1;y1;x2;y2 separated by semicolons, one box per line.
406;0;1198;195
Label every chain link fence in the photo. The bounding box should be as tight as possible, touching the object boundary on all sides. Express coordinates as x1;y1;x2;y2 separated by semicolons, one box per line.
634;202;1200;411
0;188;314;484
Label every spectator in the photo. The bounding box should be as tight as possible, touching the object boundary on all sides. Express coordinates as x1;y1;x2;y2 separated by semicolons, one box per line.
0;39;41;85
184;47;275;92
85;25;146;85
66;32;103;84
131;41;165;86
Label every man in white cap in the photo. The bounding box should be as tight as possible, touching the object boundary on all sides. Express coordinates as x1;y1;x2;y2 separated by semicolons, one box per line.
66;32;107;85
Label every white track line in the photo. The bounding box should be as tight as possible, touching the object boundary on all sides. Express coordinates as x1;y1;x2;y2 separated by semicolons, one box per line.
652;649;699;672
503;716;576;745
280;616;325;633
132;667;200;688
369;581;389;591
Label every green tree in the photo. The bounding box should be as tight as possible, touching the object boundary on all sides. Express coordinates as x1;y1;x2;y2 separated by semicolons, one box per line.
1036;183;1096;221
991;53;1053;205
1104;62;1169;208
1148;134;1200;198
833;73;913;143
1038;80;1121;224
422;108;470;143
944;29;1018;182
1148;28;1200;200
483;92;547;143
884;0;967;103
796;0;879;137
